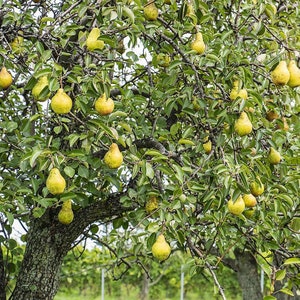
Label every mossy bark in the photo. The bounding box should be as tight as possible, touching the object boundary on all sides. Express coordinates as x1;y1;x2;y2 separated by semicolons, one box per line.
9;194;133;300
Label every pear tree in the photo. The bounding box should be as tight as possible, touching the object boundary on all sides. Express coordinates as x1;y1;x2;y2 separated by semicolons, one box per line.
0;1;299;300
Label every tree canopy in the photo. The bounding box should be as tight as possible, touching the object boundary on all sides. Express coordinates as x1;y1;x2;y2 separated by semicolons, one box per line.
0;0;299;299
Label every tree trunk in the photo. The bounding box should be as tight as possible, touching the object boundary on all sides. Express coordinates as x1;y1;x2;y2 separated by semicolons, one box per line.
140;273;150;300
234;249;263;300
9;193;134;300
0;244;6;300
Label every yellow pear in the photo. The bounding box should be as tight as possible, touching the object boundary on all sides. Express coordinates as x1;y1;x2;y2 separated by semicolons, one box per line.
268;147;281;165
243;194;257;207
191;32;206;55
151;234;171;261
0;67;13;89
227;195;245;215
145;196;158;213
144;2;159;21
32;76;50;101
271;61;290;85
51;88;73;114
287;60;300;88
86;28;105;51
104;143;123;169
46;168;66;195
95;93;114;115
250;177;264;197
234;112;252;136
203;139;212;154
58;200;74;225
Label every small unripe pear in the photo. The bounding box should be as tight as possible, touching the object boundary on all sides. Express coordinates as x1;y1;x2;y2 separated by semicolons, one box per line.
86;28;105;51
250;178;264;197
32;76;50;101
234;112;252;136
287;60;300;88
228;196;245;215
203;140;212;154
145;196;158;213
144;2;159;21
191;33;206;55
0;67;13;89
95;93;114;115
268;147;281;165
58;200;74;225
104;143;123;169
51;88;73;114
151;234;171;261
271;61;290;85
46;168;66;195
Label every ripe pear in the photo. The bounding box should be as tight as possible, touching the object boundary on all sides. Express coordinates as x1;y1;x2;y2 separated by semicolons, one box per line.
144;2;159;21
243;194;257;207
230;81;248;100
203;140;212;154
287;60;300;88
227;195;245;215
95;93;114;115
51;88;73;114
271;61;290;85
32;76;50;101
268;147;281;165
145;196;158;213
86;28;105;51
104;143;123;169
58;200;74;225
151;234;171;261
0;67;13;89
250;178;264;197
191;33;206;55
266;110;279;122
46;168;66;195
234;112;252;136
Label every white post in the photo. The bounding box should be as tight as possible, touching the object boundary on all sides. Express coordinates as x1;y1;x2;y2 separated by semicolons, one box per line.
180;265;184;300
101;268;105;300
260;269;264;293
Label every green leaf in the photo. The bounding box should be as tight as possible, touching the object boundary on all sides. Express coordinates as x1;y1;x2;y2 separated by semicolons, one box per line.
64;166;75;178
279;288;294;296
283;257;300;265
275;269;286;281
263;296;276;300
78;165;89;179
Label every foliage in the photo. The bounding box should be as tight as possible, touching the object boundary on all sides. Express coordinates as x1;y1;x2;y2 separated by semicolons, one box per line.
0;0;299;298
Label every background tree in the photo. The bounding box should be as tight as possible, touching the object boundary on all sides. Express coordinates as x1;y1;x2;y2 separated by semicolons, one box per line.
0;0;299;300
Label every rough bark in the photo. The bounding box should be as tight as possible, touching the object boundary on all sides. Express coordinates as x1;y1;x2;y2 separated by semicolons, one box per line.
140;273;150;300
0;245;6;300
9;192;135;300
234;249;263;300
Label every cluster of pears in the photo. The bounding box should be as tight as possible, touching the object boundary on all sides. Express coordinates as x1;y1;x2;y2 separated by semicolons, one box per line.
191;32;206;55
228;177;265;217
0;67;13;89
228;194;257;216
86;27;105;51
45;168;74;225
271;60;300;87
151;234;171;261
144;1;159;21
